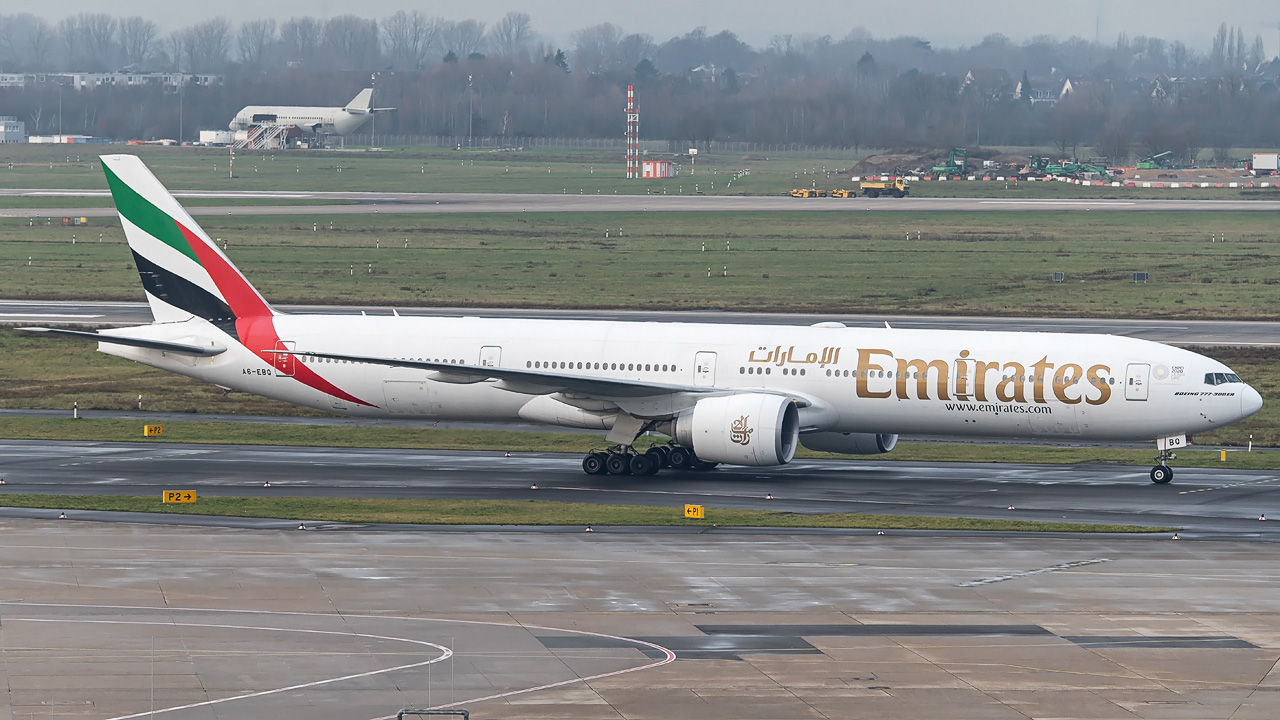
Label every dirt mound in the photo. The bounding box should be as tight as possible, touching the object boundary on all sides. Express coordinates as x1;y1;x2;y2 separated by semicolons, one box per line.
849;153;934;175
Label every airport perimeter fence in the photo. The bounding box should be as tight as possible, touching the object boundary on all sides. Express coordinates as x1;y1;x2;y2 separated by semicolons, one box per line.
350;134;862;158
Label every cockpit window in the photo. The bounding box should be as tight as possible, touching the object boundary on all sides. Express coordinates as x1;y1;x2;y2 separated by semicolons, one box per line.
1205;373;1243;386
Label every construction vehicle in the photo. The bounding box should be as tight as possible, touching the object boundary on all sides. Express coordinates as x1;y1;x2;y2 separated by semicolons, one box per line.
931;148;969;179
829;188;857;198
1137;151;1175;170
789;188;826;198
859;178;910;198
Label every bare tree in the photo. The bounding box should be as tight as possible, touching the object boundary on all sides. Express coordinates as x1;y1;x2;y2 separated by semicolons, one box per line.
163;29;185;71
490;12;532;57
571;22;623;73
119;16;157;68
383;10;439;70
56;15;82;69
280;16;322;65
1249;34;1265;70
27;16;54;68
79;13;117;69
616;33;654;70
441;19;486;57
237;19;276;68
323;15;379;70
185;17;231;72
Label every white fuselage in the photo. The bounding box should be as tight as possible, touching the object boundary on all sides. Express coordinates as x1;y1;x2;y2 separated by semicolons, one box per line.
228;106;370;136
102;314;1259;442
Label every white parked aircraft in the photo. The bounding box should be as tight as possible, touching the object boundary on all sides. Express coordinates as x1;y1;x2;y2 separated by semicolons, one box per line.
24;155;1263;483
228;89;389;138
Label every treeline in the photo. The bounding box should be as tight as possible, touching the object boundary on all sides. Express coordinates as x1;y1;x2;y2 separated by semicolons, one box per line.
2;12;1278;159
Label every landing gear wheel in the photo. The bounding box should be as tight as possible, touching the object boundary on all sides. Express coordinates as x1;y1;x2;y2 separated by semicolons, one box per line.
1150;464;1173;484
667;446;695;470
691;460;719;471
605;453;632;475
629;453;657;476
645;447;668;469
582;453;607;475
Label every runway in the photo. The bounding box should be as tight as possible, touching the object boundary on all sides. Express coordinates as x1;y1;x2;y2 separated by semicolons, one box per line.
4;298;1279;344
2;439;1278;541
5;188;1280;217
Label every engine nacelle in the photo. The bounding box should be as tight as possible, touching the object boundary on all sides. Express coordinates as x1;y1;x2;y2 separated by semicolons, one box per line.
799;431;898;455
673;394;800;466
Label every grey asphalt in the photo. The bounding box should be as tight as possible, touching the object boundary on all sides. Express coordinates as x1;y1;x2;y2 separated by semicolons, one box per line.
4;298;1279;344
2;439;1277;541
4;521;1278;720
5;188;1280;216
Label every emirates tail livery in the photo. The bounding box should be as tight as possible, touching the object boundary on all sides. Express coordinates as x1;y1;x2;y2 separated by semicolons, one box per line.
24;155;1262;483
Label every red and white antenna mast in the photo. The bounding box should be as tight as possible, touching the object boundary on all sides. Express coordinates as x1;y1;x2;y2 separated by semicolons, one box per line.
625;84;639;178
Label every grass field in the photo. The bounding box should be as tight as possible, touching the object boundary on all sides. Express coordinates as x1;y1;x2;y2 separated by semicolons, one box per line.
4;210;1280;318
0;144;1271;200
0;494;1170;532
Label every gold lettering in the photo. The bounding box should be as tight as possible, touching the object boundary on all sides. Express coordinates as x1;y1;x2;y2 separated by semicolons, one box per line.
975;360;1000;402
896;358;951;400
1030;356;1055;403
1053;363;1084;404
997;362;1027;403
857;349;893;399
1085;364;1112;405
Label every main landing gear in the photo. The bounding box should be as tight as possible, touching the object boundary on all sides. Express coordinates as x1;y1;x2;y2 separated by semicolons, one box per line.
581;445;718;476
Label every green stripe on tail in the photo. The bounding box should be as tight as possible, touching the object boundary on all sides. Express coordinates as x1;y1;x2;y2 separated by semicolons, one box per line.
102;162;199;263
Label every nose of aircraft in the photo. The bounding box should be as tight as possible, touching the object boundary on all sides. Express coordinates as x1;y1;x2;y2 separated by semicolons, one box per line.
1241;384;1264;419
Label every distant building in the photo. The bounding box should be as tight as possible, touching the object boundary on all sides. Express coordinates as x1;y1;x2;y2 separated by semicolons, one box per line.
0;72;221;91
28;134;110;144
0;116;25;143
1014;79;1060;105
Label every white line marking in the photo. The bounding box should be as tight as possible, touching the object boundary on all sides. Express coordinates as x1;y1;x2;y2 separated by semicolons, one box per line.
0;313;104;318
9;618;450;720
2;601;677;719
978;200;1136;206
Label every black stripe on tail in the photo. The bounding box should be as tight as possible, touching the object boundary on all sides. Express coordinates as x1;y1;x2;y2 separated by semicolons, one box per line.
132;250;240;340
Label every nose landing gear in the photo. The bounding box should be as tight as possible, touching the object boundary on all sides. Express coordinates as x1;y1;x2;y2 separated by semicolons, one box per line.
1150;448;1176;484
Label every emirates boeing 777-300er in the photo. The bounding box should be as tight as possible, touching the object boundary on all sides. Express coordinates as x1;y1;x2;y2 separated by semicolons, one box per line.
24;155;1263;483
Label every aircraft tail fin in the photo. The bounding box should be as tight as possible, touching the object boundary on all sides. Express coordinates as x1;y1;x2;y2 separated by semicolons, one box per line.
345;88;374;111
100;154;274;332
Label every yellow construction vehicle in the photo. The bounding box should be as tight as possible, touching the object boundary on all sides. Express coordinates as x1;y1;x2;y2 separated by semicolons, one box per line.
789;188;825;198
829;188;857;198
858;178;910;198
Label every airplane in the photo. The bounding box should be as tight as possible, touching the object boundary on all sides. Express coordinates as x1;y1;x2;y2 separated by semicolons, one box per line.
228;88;391;138
22;155;1263;484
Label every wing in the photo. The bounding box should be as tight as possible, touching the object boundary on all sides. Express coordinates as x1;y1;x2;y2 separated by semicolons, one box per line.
279;348;717;399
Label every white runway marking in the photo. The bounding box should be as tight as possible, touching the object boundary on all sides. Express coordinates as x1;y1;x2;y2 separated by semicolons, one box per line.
3;601;678;720
0;313;103;318
979;200;1137;206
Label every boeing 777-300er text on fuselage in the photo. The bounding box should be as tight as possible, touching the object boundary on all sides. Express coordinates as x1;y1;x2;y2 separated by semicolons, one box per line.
23;155;1263;483
228;88;387;138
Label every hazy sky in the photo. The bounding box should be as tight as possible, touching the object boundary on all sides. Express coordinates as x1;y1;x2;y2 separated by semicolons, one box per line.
31;1;1280;52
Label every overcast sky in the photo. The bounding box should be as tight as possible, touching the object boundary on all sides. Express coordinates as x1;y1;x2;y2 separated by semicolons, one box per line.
31;1;1280;52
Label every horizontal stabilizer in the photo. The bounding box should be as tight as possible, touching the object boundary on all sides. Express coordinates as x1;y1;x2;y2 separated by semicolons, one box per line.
19;327;227;356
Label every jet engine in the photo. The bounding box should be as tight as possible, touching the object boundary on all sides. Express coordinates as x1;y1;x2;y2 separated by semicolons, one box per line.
672;394;800;466
799;431;898;455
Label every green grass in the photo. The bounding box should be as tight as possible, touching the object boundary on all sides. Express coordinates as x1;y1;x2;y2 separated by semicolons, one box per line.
4;210;1280;318
0;144;1270;200
0;494;1170;532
